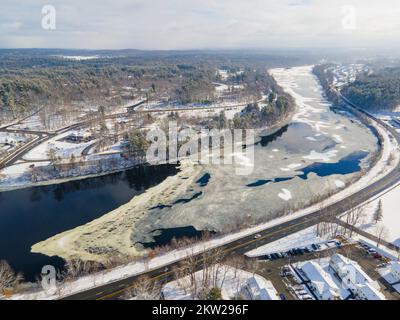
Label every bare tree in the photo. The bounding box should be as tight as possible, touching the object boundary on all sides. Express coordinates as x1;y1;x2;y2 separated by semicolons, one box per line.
62;259;101;282
0;260;23;295
127;275;161;300
375;225;389;248
345;205;366;238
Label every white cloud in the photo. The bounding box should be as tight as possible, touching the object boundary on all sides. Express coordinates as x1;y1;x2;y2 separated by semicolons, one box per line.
0;0;399;49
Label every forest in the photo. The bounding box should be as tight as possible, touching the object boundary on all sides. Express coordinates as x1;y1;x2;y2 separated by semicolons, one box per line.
341;67;400;111
0;49;299;124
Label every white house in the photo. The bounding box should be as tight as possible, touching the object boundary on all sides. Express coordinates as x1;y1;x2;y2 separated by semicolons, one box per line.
244;276;279;300
329;254;386;300
301;261;340;300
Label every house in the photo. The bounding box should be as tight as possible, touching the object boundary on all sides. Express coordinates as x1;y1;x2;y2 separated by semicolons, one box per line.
243;276;279;300
301;261;340;300
357;283;386;300
64;129;93;143
330;254;386;300
389;261;400;281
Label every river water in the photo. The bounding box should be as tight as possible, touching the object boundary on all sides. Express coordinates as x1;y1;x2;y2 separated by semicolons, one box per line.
0;165;178;280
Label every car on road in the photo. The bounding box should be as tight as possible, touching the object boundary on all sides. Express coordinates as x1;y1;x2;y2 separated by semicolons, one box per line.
254;234;262;239
279;294;286;300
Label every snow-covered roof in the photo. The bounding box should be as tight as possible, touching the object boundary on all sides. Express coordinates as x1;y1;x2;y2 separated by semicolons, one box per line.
302;261;340;298
330;254;373;285
390;261;400;274
245;276;279;300
357;283;386;300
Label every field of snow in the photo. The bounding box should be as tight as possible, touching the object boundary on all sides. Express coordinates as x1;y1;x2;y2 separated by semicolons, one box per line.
162;265;279;300
341;183;400;247
23;131;94;161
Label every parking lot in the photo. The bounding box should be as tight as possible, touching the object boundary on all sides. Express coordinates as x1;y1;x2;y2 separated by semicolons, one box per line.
251;240;400;300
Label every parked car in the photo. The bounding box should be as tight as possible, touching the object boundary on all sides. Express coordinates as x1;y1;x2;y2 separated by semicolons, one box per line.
279;294;286;300
373;253;382;259
368;248;377;254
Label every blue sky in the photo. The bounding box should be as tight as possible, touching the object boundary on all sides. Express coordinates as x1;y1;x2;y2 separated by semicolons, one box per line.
0;0;400;50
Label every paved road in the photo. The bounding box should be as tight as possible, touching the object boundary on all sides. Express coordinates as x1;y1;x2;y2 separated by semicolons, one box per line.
60;94;400;300
0;110;136;169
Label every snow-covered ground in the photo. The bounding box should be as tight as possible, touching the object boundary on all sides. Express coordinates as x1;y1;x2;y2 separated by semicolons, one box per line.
162;265;279;300
23;130;94;161
245;226;337;258
350;187;400;247
0;132;33;156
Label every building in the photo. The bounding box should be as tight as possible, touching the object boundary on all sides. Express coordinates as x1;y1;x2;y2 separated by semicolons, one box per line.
243;276;279;300
301;261;340;300
389;261;400;281
65;129;92;143
330;254;386;300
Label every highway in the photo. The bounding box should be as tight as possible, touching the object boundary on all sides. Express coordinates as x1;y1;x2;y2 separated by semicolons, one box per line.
61;93;400;300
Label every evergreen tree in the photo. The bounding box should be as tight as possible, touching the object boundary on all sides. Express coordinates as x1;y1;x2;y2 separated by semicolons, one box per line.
373;200;383;223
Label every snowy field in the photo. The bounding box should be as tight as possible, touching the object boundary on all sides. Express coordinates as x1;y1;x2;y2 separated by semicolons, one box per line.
162;265;279;300
23;130;94;161
0;132;33;156
340;182;400;247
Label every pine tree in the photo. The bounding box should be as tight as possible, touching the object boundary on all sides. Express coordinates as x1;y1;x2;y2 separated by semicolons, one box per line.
373;200;383;223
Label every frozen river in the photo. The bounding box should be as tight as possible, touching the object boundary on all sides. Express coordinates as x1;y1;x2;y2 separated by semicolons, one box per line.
0;66;379;279
128;66;378;245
